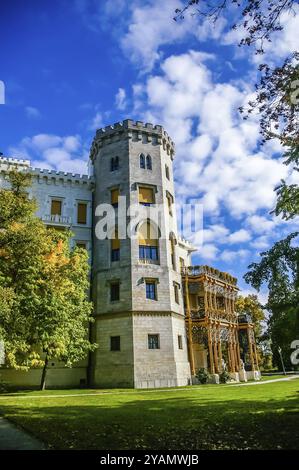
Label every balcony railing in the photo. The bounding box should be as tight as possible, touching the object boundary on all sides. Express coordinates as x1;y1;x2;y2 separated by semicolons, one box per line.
41;214;72;225
137;258;160;265
181;265;238;286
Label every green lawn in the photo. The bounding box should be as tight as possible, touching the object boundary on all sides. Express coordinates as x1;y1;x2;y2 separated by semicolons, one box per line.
0;378;298;450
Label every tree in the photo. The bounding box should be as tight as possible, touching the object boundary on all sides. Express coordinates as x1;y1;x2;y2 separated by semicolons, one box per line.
174;1;297;53
235;294;265;339
244;233;299;368
0;170;97;389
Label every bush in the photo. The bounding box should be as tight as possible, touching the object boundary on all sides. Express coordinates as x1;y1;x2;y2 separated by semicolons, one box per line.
219;370;231;384
196;368;210;384
0;377;8;393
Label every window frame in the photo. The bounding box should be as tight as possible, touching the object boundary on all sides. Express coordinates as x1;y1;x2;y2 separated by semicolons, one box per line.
110;336;121;351
140;153;145;169
148;334;160;350
138;185;155;206
110;156;119;172
50;198;63;217
165;164;170;180
110;281;120;302
145;281;157;300
174;284;180;304
77;201;88;225
146;154;152;170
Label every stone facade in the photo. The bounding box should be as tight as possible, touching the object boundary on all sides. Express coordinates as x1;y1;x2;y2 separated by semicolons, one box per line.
90;120;192;388
1;120;255;389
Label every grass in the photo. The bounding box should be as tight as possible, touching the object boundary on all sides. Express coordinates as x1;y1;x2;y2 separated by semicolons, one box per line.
0;377;298;450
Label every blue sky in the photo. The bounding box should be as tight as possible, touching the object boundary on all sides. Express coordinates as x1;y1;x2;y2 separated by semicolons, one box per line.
1;0;299;298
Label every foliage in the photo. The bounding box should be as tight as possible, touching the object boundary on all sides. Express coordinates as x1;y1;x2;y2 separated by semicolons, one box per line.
174;1;297;52
244;233;299;368
196;367;210;384
0;171;97;387
235;294;265;339
219;369;231;383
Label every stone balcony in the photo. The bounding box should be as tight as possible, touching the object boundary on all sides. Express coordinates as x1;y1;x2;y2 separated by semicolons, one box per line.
41;214;72;226
137;258;160;265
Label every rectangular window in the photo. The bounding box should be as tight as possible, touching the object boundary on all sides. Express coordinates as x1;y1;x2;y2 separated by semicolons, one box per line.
146;281;157;300
111;249;120;261
51;199;62;216
178;335;183;350
139;186;154;205
148;334;160;350
110;336;120;351
77;202;87;224
165;165;170;180
110;157;119;171
111;228;120;261
174;283;180;304
139;245;158;260
110;282;120;302
179;257;185;270
111;188;120;208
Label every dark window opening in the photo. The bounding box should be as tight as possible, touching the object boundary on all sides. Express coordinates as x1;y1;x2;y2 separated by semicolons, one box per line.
146;281;157;300
111;249;120;262
146;155;152;170
139;246;158;260
148;334;160;349
110;282;120;301
111;336;120;351
140;154;145;169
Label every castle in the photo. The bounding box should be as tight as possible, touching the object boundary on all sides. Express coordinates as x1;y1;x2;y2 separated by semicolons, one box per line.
0;120;260;388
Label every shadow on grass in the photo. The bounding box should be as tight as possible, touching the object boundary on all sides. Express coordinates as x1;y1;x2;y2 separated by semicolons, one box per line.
0;389;298;450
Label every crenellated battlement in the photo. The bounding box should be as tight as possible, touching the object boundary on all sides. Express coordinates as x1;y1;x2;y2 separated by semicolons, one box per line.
90;119;175;161
0;156;31;167
0;156;94;186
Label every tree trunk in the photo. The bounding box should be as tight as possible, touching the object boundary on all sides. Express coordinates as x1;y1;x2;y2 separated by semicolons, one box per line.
40;353;49;391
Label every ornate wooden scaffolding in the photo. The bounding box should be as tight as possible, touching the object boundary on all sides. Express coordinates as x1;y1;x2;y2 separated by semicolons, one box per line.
182;265;259;376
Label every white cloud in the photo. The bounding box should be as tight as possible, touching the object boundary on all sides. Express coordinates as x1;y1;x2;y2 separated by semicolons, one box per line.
25;106;41;119
220;248;250;263
115;88;127;110
227;229;251;244
121;0;194;70
246;215;276;234
197;243;219;261
89;112;104;131
133;50;291;222
9;134;89;175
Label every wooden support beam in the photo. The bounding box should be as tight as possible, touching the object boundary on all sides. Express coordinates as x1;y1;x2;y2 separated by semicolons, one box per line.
185;273;195;376
207;326;215;374
213;336;219;374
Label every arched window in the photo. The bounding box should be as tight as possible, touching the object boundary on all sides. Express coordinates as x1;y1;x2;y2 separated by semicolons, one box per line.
138;220;159;262
140;153;145;169
146;155;152;170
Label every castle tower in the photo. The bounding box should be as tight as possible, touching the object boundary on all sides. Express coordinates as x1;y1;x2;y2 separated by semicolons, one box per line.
89;119;192;388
